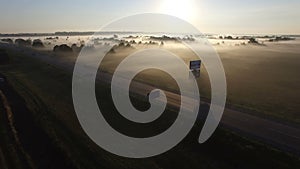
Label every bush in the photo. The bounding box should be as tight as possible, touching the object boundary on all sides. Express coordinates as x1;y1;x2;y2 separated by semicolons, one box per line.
248;37;259;44
1;38;13;44
225;36;233;39
15;38;31;46
53;44;72;52
32;39;44;47
71;44;84;53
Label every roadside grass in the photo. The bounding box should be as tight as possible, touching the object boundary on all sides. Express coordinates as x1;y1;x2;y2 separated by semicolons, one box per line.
0;96;25;169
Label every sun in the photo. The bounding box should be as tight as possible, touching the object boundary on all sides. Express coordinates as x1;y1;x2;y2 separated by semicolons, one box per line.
158;0;197;21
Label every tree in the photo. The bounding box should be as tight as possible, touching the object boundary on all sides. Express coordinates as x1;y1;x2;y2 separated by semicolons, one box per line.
32;39;44;47
53;44;72;52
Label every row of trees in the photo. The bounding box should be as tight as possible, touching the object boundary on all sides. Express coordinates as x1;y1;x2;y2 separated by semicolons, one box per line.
53;44;85;53
1;38;45;47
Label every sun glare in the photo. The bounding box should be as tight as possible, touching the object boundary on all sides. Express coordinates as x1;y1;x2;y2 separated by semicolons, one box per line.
159;0;197;21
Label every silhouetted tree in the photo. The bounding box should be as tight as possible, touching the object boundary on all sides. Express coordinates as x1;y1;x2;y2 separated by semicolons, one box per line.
1;38;13;44
225;36;233;39
15;38;31;46
248;37;259;44
53;44;72;52
32;39;44;47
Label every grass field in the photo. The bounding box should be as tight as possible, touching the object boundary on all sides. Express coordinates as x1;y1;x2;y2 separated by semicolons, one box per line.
0;44;300;168
218;43;300;124
97;41;300;124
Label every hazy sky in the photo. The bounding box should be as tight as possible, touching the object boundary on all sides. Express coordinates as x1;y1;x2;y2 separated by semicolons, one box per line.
0;0;299;34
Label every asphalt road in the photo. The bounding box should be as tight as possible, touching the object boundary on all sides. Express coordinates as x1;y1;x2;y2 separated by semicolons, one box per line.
1;43;300;155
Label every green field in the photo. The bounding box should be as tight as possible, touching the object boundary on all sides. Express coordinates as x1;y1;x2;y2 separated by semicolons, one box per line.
0;45;300;168
100;42;300;124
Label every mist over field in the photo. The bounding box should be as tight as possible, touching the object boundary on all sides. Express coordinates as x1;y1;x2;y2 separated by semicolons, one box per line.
1;0;300;169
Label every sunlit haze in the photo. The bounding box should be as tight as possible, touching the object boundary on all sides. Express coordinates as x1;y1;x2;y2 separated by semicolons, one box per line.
0;0;299;34
158;0;198;22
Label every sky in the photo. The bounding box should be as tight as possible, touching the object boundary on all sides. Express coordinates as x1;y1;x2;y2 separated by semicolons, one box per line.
0;0;299;34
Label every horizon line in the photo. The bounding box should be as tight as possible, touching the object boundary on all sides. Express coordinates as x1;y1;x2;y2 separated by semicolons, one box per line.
0;31;299;37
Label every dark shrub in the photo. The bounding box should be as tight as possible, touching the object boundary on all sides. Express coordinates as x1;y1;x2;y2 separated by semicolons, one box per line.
32;39;44;47
1;38;13;44
15;38;31;46
225;36;233;39
119;42;125;47
53;44;72;52
71;44;84;53
71;43;77;49
248;37;259;44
